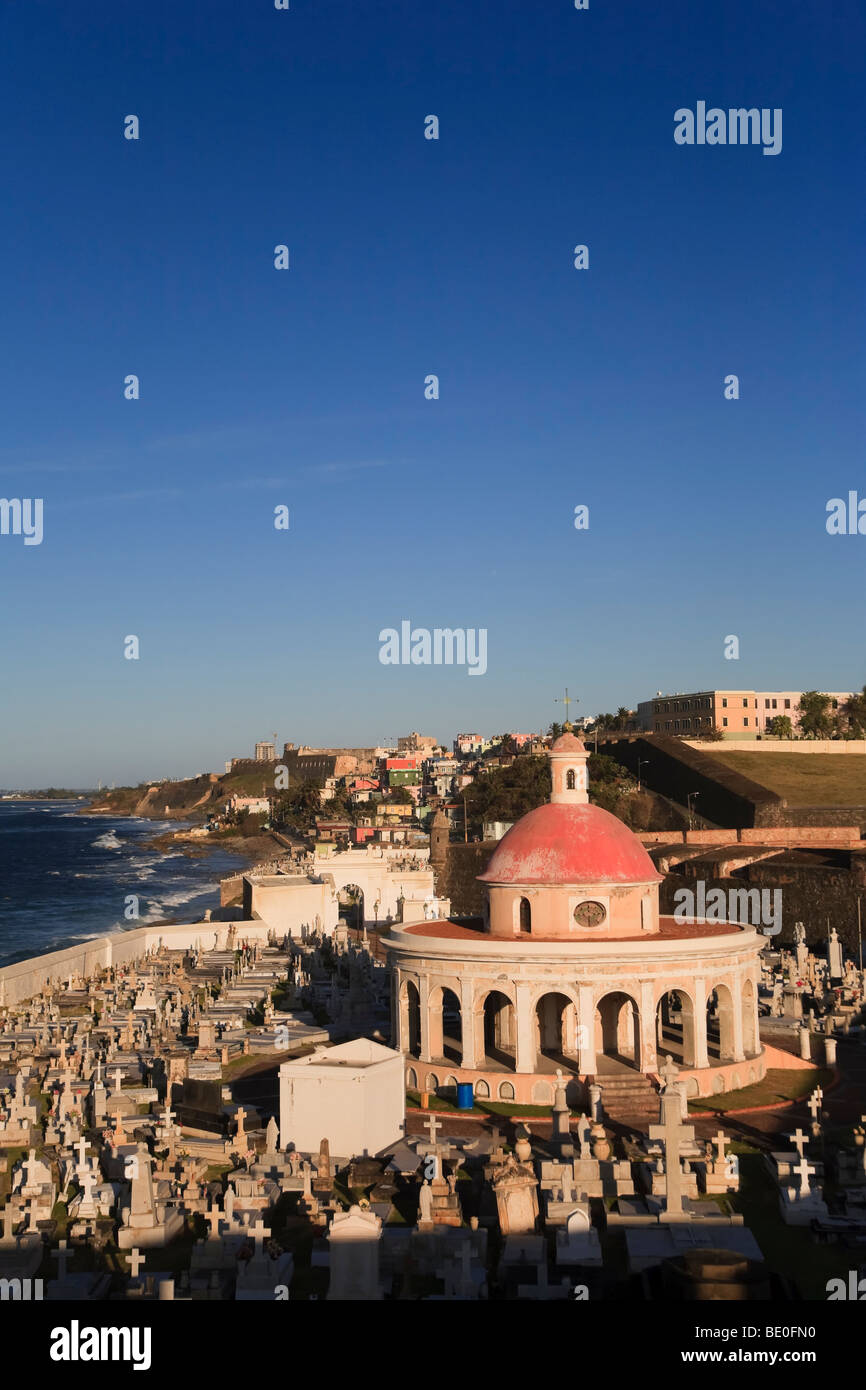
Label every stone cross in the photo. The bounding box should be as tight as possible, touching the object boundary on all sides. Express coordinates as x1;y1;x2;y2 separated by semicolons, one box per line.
75;1136;89;1169
250;1218;270;1254
162;1102;176;1129
648;1091;695;1217
52;1238;71;1282
787;1128;808;1158
807;1089;822;1123
126;1247;146;1280
113;1067;123;1093
205;1202;221;1238
710;1130;729;1167
793;1156;816;1195
424;1113;442;1147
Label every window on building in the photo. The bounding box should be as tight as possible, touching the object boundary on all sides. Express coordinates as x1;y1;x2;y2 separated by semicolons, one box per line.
566;768;575;790
722;698;728;708
765;699;770;708
744;718;749;726
723;717;728;727
772;699;777;709
784;699;790;709
742;698;748;707
519;897;531;933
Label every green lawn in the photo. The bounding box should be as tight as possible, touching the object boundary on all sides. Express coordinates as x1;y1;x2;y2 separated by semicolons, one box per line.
689;1066;833;1113
708;751;866;806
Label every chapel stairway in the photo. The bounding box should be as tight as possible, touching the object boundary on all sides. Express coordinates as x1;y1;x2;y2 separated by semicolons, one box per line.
588;1070;660;1122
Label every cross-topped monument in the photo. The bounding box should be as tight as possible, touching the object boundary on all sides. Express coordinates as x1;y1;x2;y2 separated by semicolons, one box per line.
648;1090;696;1218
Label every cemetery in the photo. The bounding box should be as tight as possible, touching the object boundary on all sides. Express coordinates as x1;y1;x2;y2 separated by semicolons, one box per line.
0;737;864;1302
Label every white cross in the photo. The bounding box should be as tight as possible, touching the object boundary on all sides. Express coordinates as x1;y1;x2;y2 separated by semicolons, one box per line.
793;1156;816;1194
424;1113;442;1146
250;1218;270;1254
787;1127;808;1158
710;1130;729;1165
807;1089;822;1122
126;1247;146;1280
52;1238;71;1281
205;1203;221;1237
162;1102;176;1129
75;1137;89;1168
648;1091;695;1217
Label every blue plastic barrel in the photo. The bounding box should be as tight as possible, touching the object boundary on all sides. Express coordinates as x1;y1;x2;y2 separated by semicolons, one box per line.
456;1082;474;1111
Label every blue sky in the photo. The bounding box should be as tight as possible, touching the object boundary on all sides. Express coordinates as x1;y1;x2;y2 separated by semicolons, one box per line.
1;0;863;786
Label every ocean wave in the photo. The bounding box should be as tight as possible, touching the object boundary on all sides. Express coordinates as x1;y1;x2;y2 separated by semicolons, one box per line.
92;831;123;850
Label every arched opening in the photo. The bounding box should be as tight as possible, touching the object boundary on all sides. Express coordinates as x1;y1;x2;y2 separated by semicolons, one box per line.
480;990;516;1070
706;984;735;1062
428;984;462;1064
595;990;641;1071
519;897;532;934
655;989;696;1067
741;979;757;1056
566;768;576;790
534;991;579;1070
401;980;421;1058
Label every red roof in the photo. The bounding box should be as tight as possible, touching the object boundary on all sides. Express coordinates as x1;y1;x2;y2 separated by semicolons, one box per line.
402;916;742;943
478;802;663;886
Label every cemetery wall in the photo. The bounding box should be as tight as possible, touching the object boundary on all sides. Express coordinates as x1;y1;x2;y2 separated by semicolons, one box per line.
0;918;278;1007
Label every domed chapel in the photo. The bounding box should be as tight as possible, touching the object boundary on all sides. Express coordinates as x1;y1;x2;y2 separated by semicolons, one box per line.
384;733;765;1104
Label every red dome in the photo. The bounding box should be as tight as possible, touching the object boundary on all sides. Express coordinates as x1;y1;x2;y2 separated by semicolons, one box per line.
478;802;662;886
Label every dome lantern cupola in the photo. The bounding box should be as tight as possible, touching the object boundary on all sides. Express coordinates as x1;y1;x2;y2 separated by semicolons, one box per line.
549;731;589;806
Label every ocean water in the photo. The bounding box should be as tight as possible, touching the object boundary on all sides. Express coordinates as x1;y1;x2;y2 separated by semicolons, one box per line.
0;800;249;968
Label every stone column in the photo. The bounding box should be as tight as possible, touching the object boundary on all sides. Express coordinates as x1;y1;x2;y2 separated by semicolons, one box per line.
731;976;745;1062
577;984;596;1074
639;980;657;1072
693;977;709;1069
393;972;405;1051
460;976;478;1070
427;984;444;1061
418;974;432;1063
514;981;534;1074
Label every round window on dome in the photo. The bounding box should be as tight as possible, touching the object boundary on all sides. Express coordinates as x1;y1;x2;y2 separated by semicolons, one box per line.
574;900;606;928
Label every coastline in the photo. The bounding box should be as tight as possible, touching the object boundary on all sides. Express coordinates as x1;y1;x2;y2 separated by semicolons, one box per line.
0;802;291;971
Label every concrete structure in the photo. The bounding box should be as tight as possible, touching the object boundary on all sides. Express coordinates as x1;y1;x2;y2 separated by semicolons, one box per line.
385;733;766;1103
279;1040;405;1157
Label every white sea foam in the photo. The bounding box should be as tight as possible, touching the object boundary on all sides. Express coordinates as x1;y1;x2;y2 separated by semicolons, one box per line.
92;831;123;850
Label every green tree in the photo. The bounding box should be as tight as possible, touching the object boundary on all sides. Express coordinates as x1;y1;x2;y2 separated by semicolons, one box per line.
273;779;322;829
766;715;793;739
797;692;834;740
841;686;866;738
